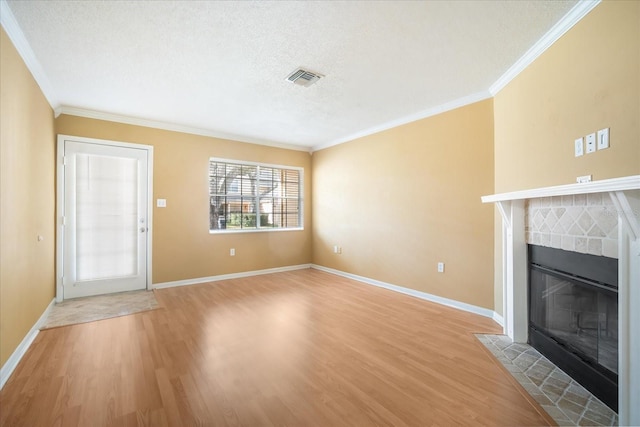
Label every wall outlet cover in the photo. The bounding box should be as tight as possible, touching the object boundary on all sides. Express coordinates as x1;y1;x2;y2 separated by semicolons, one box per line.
574;137;584;157
586;133;596;154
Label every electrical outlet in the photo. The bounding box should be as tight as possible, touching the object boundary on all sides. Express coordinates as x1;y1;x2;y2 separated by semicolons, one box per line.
437;262;445;273
576;175;592;183
574;137;584;157
230;248;235;256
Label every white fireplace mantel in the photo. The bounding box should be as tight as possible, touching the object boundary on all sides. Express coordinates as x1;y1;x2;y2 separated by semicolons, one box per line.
482;175;640;425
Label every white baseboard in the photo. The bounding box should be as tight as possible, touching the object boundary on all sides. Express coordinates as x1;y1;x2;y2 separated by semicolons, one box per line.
1;298;55;390
492;312;505;327
311;264;500;321
153;264;312;289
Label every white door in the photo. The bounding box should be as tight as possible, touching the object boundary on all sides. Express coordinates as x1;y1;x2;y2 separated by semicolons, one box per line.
59;137;151;300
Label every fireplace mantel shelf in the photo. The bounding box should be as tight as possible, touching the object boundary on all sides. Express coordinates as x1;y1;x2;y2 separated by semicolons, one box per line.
481;175;640;203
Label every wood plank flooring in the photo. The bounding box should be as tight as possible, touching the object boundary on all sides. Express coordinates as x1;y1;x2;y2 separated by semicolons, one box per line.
0;269;554;426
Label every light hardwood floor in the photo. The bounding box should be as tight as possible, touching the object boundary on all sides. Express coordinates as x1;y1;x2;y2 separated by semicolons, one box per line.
0;269;554;426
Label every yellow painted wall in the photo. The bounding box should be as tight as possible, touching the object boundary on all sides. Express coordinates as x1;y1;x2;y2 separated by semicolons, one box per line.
492;0;640;315
0;29;56;366
312;99;495;309
494;0;639;193
55;116;313;284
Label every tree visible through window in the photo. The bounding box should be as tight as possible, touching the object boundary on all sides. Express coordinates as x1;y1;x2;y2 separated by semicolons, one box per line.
209;159;302;231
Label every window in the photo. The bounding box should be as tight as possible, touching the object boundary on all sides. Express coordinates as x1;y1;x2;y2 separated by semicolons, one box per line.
209;159;303;232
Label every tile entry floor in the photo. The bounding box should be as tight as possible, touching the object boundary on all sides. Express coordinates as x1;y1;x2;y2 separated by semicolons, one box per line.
41;289;159;329
476;334;618;426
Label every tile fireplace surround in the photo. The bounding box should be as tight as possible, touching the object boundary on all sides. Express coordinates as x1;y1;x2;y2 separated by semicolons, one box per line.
482;175;640;426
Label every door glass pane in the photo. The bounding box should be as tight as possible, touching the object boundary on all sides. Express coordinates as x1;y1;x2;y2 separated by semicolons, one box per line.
76;154;138;281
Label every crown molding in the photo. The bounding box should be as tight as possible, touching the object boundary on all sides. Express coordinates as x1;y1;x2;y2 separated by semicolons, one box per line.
489;0;601;96
0;0;59;109
3;0;600;153
57;106;312;152
312;90;492;152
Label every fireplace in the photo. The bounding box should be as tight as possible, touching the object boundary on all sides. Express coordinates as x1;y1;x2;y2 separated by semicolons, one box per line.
481;176;640;425
528;244;618;411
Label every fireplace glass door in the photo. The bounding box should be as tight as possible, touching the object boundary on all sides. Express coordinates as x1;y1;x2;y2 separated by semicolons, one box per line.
529;267;618;374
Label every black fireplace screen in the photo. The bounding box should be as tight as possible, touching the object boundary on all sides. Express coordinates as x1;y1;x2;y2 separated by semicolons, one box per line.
528;244;618;411
529;267;618;374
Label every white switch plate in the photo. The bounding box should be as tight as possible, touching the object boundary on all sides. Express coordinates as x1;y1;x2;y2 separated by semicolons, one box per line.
597;128;609;150
157;198;167;207
437;262;445;273
586;133;596;153
230;248;235;256
574;137;584;157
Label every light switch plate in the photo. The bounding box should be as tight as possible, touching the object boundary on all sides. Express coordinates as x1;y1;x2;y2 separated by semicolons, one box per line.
574;137;584;157
157;199;167;207
597;128;609;150
586;133;596;154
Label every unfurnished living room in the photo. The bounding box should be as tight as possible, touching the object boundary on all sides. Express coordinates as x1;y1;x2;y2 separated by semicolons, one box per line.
1;0;639;426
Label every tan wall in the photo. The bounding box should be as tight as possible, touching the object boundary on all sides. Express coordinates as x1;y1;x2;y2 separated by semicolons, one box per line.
0;29;56;366
494;0;639;193
312;99;495;309
55;116;313;284
492;0;640;315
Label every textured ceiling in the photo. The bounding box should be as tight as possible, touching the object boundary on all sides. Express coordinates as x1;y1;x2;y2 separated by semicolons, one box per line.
5;0;580;151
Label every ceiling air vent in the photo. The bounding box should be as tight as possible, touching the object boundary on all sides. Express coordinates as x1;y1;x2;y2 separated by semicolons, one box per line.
285;68;324;87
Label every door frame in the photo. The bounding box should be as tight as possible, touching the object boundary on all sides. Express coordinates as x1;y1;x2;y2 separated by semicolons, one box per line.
56;134;154;302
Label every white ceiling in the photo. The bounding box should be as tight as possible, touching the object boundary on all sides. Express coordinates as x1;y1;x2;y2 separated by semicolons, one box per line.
4;0;589;151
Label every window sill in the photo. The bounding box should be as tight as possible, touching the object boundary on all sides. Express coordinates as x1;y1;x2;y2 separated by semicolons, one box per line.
209;227;304;235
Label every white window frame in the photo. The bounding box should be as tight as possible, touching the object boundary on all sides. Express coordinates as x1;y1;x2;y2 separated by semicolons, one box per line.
208;158;304;234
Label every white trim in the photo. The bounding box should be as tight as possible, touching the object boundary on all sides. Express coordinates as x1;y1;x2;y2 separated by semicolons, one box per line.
482;175;640;203
56;134;154;301
58;106;310;153
209;157;304;172
492;312;504;327
311;264;497;321
0;298;55;390
0;0;59;109
56;139;65;303
146;148;154;289
209;227;304;235
311;91;492;152
489;0;601;95
152;264;312;289
610;191;640;241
